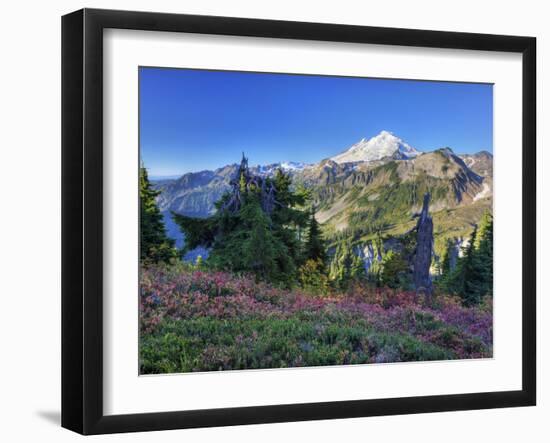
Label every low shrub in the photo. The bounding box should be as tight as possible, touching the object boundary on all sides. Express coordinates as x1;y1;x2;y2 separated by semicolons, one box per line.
140;265;492;373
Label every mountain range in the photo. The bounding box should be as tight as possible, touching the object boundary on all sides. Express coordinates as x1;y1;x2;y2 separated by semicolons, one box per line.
153;131;493;265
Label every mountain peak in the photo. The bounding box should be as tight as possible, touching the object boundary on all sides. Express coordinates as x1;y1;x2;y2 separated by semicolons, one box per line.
331;131;421;164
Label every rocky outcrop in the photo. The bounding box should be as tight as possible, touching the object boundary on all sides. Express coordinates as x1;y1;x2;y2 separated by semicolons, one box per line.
460;151;493;177
354;242;383;273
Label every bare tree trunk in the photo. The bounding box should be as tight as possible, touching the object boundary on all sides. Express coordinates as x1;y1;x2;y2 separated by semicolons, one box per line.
414;193;434;304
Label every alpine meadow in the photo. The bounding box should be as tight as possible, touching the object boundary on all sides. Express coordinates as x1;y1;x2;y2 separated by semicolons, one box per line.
139;68;494;374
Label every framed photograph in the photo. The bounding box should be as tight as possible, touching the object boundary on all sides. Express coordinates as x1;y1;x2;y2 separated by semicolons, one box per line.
62;8;536;435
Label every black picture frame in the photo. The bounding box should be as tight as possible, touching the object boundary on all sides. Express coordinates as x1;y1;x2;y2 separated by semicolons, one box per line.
62;8;536;435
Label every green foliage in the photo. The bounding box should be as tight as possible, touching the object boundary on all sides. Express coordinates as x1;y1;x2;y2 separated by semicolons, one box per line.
174;163;311;286
223;197;293;282
439;238;455;277
304;207;327;265
379;250;412;289
463;213;493;305
329;241;366;288
139;167;177;263
298;259;330;295
239;171;247;193
140;316;454;374
194;255;204;269
365;230;415;290
171;212;219;251
438;211;493;305
328;229;418;291
271;168;310;227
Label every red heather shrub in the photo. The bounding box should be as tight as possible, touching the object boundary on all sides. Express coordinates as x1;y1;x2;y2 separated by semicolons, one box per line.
139;264;492;364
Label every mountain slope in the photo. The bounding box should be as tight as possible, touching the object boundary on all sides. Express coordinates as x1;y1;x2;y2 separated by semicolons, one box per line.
155;165;237;217
155;161;311;217
298;148;491;264
460;151;493;177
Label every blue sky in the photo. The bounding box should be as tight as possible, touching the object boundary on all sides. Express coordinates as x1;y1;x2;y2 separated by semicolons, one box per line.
140;67;493;177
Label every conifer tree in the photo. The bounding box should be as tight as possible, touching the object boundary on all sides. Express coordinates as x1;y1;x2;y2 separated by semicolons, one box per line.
474;212;493;298
240;198;282;281
200;196;279;281
461;226;479;303
298;259;330;295
380;250;411;289
173;157;311;285
439;211;493;305
304;207;326;265
329;241;366;288
140;166;177;263
440;238;455;276
350;253;367;280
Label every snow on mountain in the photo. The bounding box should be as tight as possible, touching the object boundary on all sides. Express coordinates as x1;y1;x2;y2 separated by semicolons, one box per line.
254;161;309;176
331;130;421;164
280;161;307;171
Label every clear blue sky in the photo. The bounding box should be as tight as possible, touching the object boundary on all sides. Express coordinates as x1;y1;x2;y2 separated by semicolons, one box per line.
139;67;493;177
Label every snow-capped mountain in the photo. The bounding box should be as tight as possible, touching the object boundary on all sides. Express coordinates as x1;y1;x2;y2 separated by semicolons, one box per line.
254;161;309;176
331;130;421;164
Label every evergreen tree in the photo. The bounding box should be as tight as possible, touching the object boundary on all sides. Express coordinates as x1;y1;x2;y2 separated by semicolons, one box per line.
350;253;367;280
366;233;385;286
240;198;283;281
271;169;310;227
298;259;330;295
173;158;312;285
437;238;457;291
380;250;411;289
304;207;326;265
473;212;493;299
329;242;346;286
462;226;485;305
140;167;177;263
440;238;455;276
438;211;493;305
475;211;493;249
329;241;366;289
